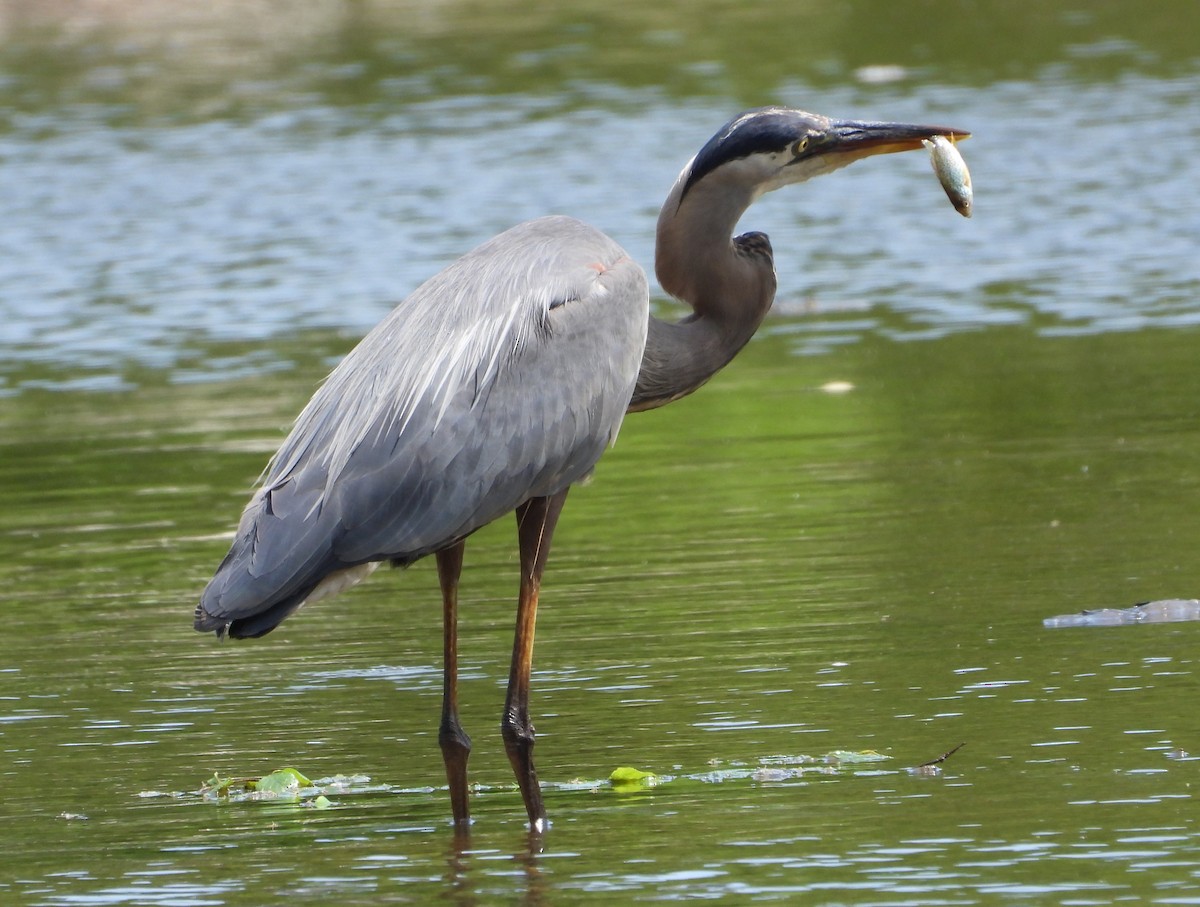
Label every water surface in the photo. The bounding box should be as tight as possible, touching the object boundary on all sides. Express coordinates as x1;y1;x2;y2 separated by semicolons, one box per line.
3;1;1200;904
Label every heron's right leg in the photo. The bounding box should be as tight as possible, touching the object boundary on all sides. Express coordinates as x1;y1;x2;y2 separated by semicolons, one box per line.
436;541;471;828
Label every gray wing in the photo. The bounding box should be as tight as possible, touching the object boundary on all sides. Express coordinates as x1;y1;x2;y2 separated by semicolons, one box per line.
197;216;649;636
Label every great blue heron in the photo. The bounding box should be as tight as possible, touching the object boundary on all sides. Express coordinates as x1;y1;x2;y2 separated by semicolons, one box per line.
195;107;968;831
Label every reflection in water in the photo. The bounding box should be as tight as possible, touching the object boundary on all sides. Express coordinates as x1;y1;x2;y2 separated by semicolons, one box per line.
442;837;478;907
437;830;549;907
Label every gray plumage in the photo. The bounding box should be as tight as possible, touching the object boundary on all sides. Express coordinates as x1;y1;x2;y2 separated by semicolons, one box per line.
197;216;646;638
194;106;968;830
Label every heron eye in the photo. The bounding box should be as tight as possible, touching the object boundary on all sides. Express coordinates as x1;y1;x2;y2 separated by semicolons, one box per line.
793;137;810;156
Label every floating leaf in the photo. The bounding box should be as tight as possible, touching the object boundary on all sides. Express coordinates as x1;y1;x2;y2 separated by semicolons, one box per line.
253;767;313;796
200;767;317;800
311;795;332;809
609;766;657;788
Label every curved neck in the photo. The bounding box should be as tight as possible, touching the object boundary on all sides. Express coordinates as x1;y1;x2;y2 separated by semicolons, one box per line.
629;173;776;413
628;315;758;412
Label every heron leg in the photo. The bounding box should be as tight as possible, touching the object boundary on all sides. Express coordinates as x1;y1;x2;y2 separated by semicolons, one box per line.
503;489;569;832
436;541;472;828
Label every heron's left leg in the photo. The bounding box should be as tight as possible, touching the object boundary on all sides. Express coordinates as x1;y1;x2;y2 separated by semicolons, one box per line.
436;541;471;828
503;488;569;832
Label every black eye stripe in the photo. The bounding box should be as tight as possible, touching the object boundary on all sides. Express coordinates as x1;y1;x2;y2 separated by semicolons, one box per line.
680;108;823;199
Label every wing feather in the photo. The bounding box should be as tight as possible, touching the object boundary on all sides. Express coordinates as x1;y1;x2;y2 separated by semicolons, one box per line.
198;216;648;633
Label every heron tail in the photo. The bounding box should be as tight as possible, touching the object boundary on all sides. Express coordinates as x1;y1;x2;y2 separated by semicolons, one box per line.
193;589;310;639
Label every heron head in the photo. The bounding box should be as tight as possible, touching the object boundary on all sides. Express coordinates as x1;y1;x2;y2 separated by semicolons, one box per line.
680;107;970;202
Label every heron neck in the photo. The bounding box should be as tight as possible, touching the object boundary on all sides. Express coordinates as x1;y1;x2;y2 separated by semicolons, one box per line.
628;315;761;412
629;175;774;413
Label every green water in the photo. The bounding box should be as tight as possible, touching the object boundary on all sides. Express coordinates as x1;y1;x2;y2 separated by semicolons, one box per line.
6;325;1200;903
4;0;1200;903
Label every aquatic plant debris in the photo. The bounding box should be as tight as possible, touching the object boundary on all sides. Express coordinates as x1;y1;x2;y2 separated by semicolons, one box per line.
909;742;965;775
186;756;909;808
198;766;350;805
140;772;375;805
605;755;890;792
917;742;965;768
609;766;658;788
255;767;313;795
821;749;887;764
202;766;313;797
1043;598;1200;628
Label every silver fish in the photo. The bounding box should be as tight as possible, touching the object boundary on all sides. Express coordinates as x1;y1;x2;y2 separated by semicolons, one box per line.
923;135;972;218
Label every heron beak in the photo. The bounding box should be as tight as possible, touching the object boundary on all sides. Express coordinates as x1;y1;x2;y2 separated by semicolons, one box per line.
825;120;971;162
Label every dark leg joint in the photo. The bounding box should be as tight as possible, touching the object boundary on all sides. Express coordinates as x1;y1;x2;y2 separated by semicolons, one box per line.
500;708;535;753
501;707;545;831
439;718;472;762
